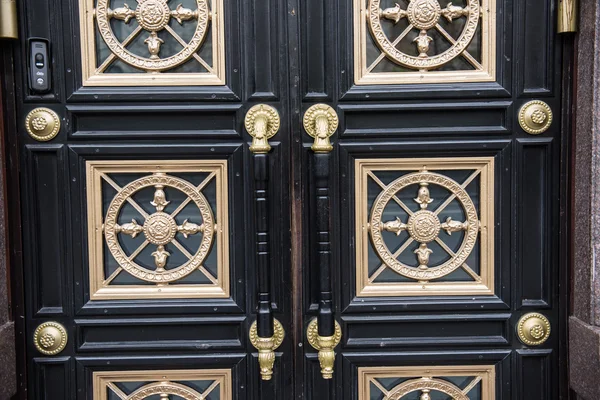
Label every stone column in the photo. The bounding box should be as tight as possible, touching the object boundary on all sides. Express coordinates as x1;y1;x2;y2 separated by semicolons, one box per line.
570;0;600;399
0;47;16;398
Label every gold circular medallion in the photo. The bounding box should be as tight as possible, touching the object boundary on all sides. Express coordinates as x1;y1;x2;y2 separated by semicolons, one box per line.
25;108;60;142
129;382;204;400
370;171;479;281
33;322;68;355
95;0;210;71
517;313;551;346
249;319;286;349
407;210;441;243
306;319;342;350
136;0;171;31
407;0;442;30
104;174;215;283
244;104;281;140
518;100;553;135
368;0;480;70
143;212;178;245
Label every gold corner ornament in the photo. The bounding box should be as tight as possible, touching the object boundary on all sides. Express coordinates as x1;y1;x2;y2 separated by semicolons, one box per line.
244;105;281;154
558;0;578;33
25;108;61;142
34;321;68;355
303;104;339;153
306;319;342;380
249;319;285;381
518;100;553;135
517;313;551;346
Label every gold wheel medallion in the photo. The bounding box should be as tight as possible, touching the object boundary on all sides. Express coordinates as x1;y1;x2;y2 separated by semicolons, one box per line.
368;0;481;70
104;173;215;283
370;170;479;281
95;0;210;71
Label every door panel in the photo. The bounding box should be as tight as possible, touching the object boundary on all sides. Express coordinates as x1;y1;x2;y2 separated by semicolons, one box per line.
300;0;565;398
15;0;292;398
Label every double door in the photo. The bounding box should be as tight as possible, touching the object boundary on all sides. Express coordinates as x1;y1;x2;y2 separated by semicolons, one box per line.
10;0;568;398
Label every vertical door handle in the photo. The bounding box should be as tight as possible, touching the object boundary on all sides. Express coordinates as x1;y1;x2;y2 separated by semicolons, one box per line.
245;105;285;381
303;104;342;380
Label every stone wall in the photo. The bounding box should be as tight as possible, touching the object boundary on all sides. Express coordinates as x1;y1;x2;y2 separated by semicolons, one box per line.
569;0;600;399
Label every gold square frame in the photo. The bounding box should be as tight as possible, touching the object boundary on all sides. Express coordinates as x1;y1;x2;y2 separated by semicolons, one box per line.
358;365;496;400
355;157;495;297
86;160;229;300
78;0;226;86
93;369;232;399
353;0;497;85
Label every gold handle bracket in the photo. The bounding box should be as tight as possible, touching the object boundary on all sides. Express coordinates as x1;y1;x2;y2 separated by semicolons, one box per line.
307;318;342;379
303;104;339;153
244;104;281;154
558;0;577;33
249;319;285;381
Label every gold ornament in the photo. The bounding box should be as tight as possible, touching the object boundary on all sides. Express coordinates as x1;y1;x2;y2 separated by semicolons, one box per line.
518;100;553;135
303;104;338;153
34;322;68;355
25;108;60;142
517;313;551;346
306;319;342;379
249;319;285;381
244;105;281;154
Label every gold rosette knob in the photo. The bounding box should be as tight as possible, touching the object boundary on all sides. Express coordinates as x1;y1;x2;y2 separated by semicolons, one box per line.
307;318;342;379
249;319;285;380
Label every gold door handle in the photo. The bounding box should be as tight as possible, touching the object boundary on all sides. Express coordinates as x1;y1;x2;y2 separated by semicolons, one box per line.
245;105;285;381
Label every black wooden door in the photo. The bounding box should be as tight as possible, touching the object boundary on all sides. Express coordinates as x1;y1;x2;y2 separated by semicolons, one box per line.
12;0;294;398
297;0;569;399
9;0;569;399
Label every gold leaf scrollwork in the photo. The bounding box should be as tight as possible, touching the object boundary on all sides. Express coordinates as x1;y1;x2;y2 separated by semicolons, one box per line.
103;172;215;283
368;0;481;71
95;0;210;71
249;319;286;381
372;168;479;282
385;377;470;400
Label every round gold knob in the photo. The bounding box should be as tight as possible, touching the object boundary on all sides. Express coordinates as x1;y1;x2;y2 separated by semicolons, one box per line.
516;313;551;346
33;321;68;355
518;100;553;135
25;108;61;142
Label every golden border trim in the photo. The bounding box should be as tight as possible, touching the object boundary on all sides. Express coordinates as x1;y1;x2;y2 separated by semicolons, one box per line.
355;157;495;297
86;160;230;300
353;0;497;85
78;0;226;86
93;369;232;400
358;365;496;400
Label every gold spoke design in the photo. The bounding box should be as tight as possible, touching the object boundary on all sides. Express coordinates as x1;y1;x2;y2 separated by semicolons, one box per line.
96;25;144;73
435;24;483;70
368;171;414;217
100;173;150;219
367;24;414;73
462;376;482;395
106;382;128;400
128;240;150;261
433;169;481;216
369;237;414;283
168;240;218;284
170;171;216;218
435;237;481;282
201;380;221;397
164;25;214;73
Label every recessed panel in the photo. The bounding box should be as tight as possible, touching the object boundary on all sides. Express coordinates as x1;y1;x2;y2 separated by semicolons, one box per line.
358;365;495;400
86;160;229;300
93;369;232;399
356;157;494;296
79;0;225;86
354;0;496;85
